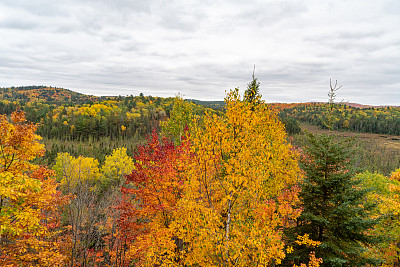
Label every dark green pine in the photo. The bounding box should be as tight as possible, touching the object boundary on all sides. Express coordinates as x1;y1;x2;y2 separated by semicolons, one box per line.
244;67;261;104
284;133;381;266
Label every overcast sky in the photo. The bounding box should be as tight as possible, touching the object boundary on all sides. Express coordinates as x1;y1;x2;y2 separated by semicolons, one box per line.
0;0;399;105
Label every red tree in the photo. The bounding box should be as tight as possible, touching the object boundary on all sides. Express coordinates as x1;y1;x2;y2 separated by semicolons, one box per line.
114;130;191;266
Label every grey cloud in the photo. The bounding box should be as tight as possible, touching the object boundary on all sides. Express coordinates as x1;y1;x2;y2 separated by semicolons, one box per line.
120;42;142;52
150;1;206;32
0;0;67;16
102;32;133;43
93;0;151;13
383;0;400;15
0;18;40;30
337;31;384;40
240;1;307;26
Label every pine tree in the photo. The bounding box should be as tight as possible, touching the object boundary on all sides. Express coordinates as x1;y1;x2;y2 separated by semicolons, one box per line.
244;65;261;103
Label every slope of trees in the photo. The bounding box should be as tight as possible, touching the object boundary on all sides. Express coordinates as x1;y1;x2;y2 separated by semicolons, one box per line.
0;86;104;104
0;86;217;142
279;102;400;136
1;87;220;166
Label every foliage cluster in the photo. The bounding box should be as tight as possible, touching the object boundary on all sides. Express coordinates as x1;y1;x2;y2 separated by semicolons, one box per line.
0;112;68;266
51;147;135;266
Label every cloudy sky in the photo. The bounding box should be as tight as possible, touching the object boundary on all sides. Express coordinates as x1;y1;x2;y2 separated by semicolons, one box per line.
0;0;399;105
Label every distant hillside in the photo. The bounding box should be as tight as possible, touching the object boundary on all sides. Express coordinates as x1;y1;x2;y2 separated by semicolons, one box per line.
343;102;398;109
279;102;400;136
0;86;110;104
186;99;225;110
344;102;374;108
3;86;393;109
0;85;219;144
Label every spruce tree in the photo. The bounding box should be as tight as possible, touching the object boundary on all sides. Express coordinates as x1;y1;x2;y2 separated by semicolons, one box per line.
244;65;261;103
285;133;380;266
284;81;381;266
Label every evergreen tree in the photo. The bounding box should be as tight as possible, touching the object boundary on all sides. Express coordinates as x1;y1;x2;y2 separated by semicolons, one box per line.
244;65;261;103
285;132;381;266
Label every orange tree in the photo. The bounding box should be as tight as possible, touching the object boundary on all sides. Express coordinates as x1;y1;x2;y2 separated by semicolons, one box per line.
116;130;191;266
0;111;67;266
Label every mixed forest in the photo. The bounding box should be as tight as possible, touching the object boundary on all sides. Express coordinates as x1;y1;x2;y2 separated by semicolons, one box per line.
1;81;400;266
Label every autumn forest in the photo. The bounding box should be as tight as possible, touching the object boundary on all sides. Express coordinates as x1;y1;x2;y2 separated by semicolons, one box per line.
1;82;400;266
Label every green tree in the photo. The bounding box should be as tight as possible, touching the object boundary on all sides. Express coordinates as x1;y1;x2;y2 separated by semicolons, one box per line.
244;66;261;104
285;133;381;266
161;95;193;144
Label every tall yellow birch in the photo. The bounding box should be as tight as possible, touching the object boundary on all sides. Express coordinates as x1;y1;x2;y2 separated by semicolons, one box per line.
173;89;302;266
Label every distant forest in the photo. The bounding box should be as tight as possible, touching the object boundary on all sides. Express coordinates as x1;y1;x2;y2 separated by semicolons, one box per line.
278;102;400;136
0;86;219;141
1;86;400;172
0;86;219;165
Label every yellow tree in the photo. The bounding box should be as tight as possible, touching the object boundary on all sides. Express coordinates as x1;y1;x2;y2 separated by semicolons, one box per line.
388;168;400;265
53;152;101;193
361;168;400;266
173;89;303;266
100;147;135;266
0;111;67;266
53;152;102;266
101;147;135;188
